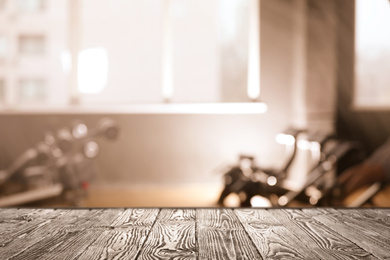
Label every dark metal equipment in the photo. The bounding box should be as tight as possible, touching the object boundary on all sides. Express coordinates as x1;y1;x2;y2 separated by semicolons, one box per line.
218;129;371;207
0;118;119;206
217;127;305;206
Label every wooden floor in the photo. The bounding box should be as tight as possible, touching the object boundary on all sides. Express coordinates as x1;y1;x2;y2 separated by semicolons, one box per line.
0;208;389;259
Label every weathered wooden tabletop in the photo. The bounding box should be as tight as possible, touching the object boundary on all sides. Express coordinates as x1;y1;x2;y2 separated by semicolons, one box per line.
0;208;389;259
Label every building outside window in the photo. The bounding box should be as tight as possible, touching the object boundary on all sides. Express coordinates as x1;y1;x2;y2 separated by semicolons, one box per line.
19;78;46;103
0;0;68;107
19;35;45;55
17;0;45;12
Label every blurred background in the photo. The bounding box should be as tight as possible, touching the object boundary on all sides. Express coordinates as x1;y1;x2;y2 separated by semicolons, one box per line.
0;0;389;208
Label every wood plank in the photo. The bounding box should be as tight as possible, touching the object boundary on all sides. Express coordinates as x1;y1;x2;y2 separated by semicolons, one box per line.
376;208;390;217
270;209;377;259
0;208;56;224
302;208;390;259
77;208;159;260
0;208;44;219
0;209;81;258
137;209;197;260
235;209;319;259
337;209;390;239
0;207;388;259
5;209;124;260
0;208;60;240
306;208;390;238
197;208;262;259
357;208;390;218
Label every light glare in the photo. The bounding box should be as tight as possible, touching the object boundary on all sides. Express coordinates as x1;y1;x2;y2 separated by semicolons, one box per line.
275;133;295;146
162;0;174;101
247;0;261;100
78;47;108;94
297;139;311;150
267;176;277;186
61;50;72;74
250;195;272;207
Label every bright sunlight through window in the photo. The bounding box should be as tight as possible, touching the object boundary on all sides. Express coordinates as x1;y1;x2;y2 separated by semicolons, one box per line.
78;47;108;94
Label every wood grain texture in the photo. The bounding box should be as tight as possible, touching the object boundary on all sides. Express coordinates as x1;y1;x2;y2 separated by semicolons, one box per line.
137;209;197;260
337;209;390;239
0;208;389;259
77;208;159;260
0;209;84;259
235;209;319;259
197;208;262;260
376;208;390;217
270;209;377;259
0;208;60;242
5;209;124;260
303;208;390;259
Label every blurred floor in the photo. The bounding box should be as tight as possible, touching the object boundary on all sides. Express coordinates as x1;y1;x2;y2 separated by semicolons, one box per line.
15;183;390;208
344;184;390;207
81;183;390;208
81;184;223;208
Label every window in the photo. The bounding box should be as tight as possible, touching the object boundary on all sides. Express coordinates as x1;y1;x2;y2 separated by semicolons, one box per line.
19;35;45;55
19;79;46;103
17;0;45;12
78;0;166;104
354;0;390;108
168;0;221;103
75;0;259;105
0;0;263;112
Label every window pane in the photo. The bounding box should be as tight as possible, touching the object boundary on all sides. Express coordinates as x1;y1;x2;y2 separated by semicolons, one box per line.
170;0;220;102
355;0;390;107
169;0;250;103
79;0;251;104
19;79;46;102
79;0;163;104
217;0;249;102
19;35;45;55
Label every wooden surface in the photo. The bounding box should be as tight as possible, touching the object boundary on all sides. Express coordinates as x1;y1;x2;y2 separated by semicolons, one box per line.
0;208;389;259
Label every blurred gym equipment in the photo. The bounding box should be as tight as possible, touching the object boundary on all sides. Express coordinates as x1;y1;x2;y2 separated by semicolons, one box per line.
0;118;119;207
218;128;371;207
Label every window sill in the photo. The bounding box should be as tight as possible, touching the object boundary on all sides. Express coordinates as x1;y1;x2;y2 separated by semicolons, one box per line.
0;102;268;115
